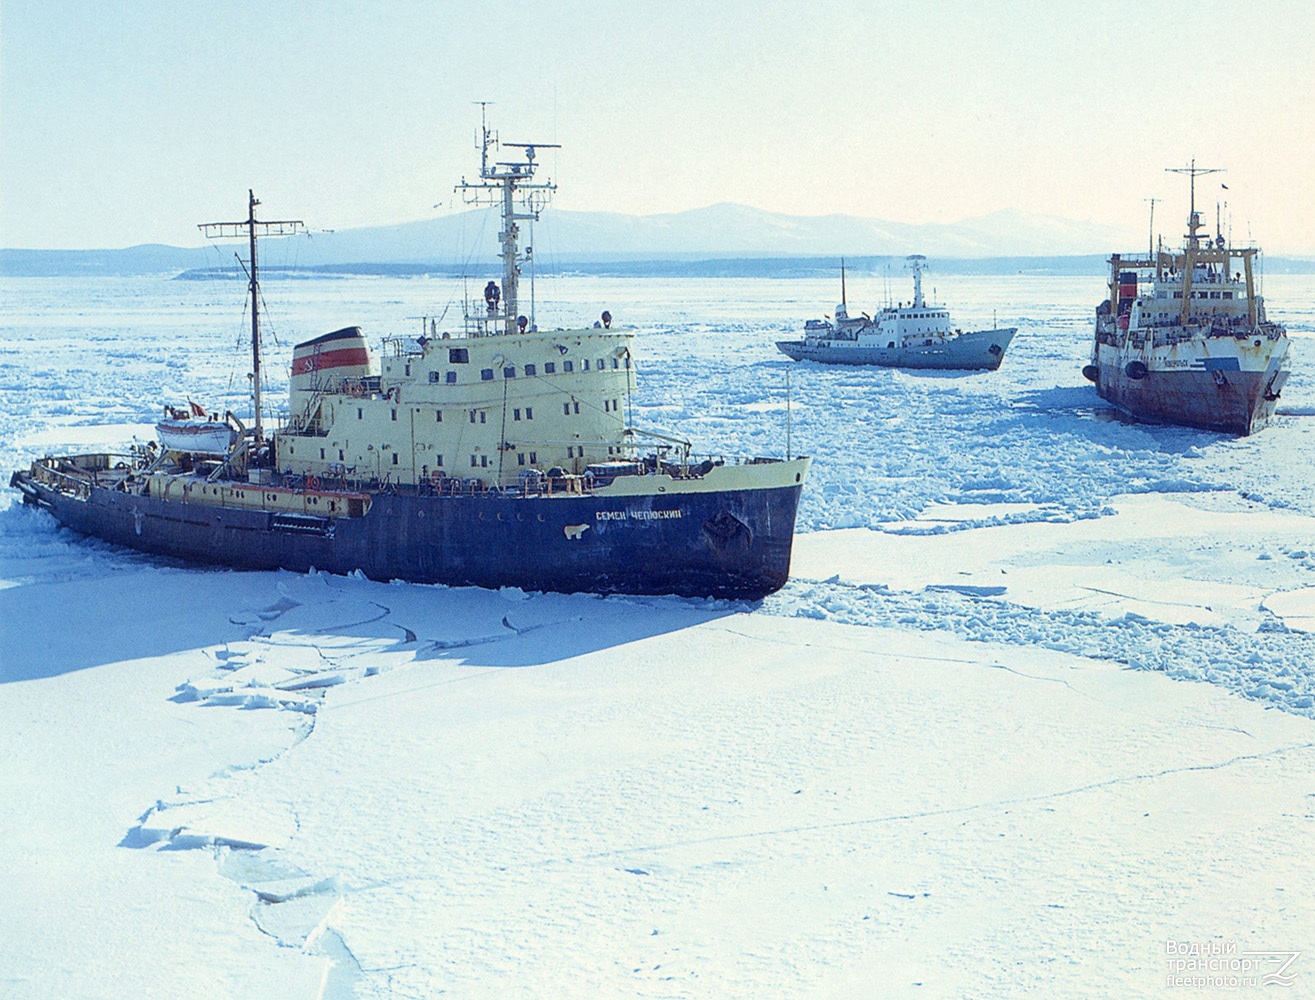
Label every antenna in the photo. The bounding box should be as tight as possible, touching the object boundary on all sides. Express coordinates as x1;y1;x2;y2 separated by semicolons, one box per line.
198;191;304;444
840;257;847;311
785;367;792;462
456;112;560;335
1142;197;1159;258
1166;159;1224;248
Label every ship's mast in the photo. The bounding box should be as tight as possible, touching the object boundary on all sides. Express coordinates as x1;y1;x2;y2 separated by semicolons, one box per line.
1143;197;1159;259
907;254;927;308
456;105;559;335
1166;159;1224;249
199;191;303;443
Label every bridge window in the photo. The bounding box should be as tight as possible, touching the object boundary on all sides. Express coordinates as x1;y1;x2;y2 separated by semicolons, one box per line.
449;348;469;364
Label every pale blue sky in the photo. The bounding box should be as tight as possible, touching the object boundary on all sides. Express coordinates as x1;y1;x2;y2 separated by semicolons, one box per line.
3;0;1312;250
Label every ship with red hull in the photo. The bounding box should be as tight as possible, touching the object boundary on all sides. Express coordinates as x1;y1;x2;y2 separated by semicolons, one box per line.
11;118;809;599
1083;162;1290;436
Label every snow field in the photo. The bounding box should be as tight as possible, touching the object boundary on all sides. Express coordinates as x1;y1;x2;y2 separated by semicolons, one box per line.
1;270;1313;997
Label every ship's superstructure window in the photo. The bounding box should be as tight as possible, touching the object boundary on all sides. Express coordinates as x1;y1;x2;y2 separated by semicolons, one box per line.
529;451;537;464
525;407;533;420
391;409;398;421
357;408;363;419
435;409;442;422
429;371;440;383
392;453;399;465
445;371;456;384
563;402;570;416
598;358;605;370
524;363;536;376
544;362;556;374
513;408;522;421
449;348;469;364
504;366;516;378
319;448;325;459
563;360;574;372
481;369;494;381
582;359;590;371
435;454;443;466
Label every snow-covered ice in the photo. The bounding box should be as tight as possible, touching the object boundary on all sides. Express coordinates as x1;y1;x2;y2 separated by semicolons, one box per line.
1;269;1312;997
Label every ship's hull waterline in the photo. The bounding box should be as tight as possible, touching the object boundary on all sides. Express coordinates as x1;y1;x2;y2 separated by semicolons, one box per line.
1086;360;1288;436
776;327;1015;371
13;463;809;600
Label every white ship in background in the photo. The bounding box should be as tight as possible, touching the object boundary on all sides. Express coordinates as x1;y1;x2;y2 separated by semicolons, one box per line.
1083;162;1290;435
776;256;1016;370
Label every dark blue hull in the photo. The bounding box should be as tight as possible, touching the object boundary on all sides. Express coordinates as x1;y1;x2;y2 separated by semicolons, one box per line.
16;477;805;599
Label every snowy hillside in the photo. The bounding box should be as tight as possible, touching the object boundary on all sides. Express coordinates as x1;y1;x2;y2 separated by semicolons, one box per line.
1;203;1141;275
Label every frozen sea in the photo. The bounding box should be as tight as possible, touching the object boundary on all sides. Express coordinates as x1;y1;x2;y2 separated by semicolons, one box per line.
1;268;1314;998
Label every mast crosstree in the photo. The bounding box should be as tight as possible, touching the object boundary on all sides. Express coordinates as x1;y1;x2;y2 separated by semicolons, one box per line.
199;190;304;443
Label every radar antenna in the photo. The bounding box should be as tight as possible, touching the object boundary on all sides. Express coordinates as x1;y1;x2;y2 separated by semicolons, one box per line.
198;191;304;443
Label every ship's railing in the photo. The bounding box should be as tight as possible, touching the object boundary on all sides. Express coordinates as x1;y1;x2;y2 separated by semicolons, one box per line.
31;453;139;498
381;337;428;358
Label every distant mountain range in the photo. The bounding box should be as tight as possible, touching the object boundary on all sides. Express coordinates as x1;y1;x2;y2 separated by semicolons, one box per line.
4;203;1312;276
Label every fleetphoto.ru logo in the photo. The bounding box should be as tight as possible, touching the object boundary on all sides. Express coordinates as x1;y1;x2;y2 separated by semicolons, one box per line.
1165;940;1301;988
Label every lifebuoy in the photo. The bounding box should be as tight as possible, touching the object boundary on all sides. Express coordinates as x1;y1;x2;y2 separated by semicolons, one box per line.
307;475;320;490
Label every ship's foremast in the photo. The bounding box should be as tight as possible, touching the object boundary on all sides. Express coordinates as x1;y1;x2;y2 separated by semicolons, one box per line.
456;107;559;336
199;192;304;443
